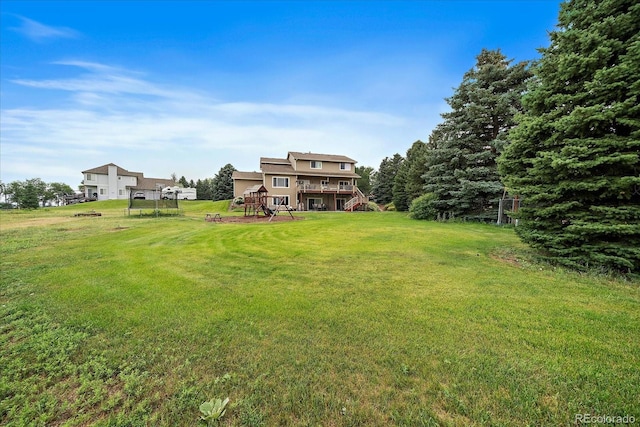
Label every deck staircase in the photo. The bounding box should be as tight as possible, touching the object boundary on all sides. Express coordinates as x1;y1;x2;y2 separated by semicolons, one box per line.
344;188;369;212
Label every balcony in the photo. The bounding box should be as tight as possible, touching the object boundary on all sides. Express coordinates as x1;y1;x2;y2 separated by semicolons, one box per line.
297;184;356;194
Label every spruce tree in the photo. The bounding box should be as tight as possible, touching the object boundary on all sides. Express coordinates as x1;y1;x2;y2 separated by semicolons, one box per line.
355;166;374;196
404;140;430;202
372;154;403;206
392;140;430;211
423;125;460;219
499;0;640;273
424;49;531;220
212;164;237;201
178;176;189;187
392;160;409;211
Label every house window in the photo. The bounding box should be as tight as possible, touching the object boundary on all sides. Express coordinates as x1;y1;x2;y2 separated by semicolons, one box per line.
86;173;92;181
119;189;124;196
272;177;290;188
272;196;289;206
99;188;105;195
308;198;323;210
310;161;322;169
340;162;351;171
339;181;351;190
321;180;329;188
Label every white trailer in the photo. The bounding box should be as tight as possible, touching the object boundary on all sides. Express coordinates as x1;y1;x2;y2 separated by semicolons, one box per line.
162;186;197;200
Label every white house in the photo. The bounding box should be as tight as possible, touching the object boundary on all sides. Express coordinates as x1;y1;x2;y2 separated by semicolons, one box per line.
81;163;174;201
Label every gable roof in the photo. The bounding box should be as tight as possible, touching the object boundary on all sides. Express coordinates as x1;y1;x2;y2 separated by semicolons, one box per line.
82;163;174;190
261;163;296;175
244;184;268;195
288;152;356;163
82;163;142;177
133;177;175;190
232;171;263;180
260;157;290;165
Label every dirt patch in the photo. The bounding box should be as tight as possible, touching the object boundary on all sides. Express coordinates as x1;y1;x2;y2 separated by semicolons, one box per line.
209;214;304;223
489;252;523;267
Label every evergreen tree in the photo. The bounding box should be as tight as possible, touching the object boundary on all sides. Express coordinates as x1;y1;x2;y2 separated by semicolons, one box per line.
424;49;530;220
499;0;640;273
392;159;409;211
404;140;430;202
212;164;237;201
178;176;189;187
393;140;430;211
371;154;403;205
196;178;214;200
355;166;374;196
423;125;460;219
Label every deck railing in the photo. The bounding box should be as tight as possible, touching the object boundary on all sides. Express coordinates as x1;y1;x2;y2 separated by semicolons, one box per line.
345;188;369;211
297;184;355;193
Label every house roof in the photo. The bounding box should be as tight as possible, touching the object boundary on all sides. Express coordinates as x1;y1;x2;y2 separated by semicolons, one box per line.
232;171;263;180
82;163;142;177
261;163;296;175
234;151;361;180
260;157;290;165
288;152;357;163
244;184;268;194
82;163;174;190
133;177;175;190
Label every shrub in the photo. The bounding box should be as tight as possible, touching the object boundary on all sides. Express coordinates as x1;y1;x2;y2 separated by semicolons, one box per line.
409;194;437;220
366;202;382;211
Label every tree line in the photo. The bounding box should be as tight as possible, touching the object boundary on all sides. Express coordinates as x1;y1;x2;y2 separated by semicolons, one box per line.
177;163;237;201
367;0;639;274
1;163;237;209
0;179;75;209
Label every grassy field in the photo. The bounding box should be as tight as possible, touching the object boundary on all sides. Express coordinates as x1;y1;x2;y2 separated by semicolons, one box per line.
1;201;638;426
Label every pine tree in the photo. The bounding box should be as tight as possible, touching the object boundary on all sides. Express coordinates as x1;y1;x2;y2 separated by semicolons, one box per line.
392;160;409;211
392;140;429;211
178;176;189;187
212;164;237;201
355;166;374;196
404;140;430;202
372;154;403;206
499;0;640;273
424;49;530;220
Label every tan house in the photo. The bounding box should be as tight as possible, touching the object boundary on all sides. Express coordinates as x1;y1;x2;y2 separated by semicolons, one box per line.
232;152;368;211
82;163;174;201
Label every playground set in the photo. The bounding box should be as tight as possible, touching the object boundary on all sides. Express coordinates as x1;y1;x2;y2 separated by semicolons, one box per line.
241;185;295;221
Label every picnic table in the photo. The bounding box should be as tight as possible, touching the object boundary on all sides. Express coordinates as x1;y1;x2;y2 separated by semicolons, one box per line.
205;213;222;222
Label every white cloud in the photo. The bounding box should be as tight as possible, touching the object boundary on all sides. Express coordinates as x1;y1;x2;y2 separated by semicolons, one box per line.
1;61;431;185
12;61;178;99
11;16;80;42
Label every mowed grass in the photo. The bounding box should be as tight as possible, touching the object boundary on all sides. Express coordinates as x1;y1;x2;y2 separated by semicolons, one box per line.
1;202;638;426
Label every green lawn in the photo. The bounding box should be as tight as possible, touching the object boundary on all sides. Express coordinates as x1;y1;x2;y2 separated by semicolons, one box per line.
1;202;638;426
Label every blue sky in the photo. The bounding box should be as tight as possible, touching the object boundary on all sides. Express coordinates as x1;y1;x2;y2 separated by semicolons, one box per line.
1;1;560;188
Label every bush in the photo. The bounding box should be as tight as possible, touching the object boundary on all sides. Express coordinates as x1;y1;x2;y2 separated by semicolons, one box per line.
366;202;382;211
409;194;437;220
